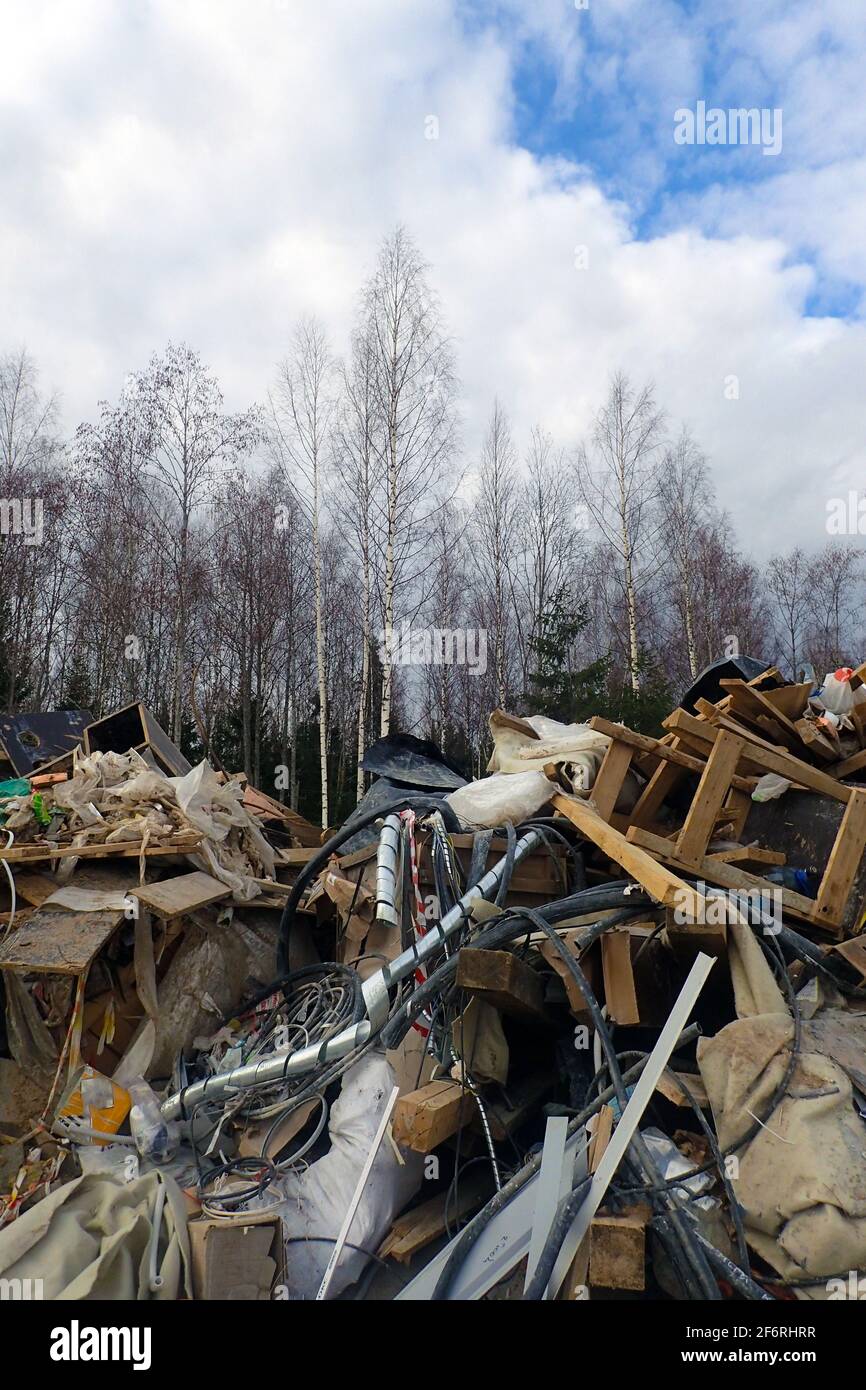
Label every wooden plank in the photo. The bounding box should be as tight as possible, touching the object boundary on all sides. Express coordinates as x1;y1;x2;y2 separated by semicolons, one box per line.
665;707;851;803
11;872;59;906
812;788;866;928
655;1070;709;1108
675;730;744;861
600;931;639;1025
760;681;812;722
627;826;824;928
588;716;755;793
629;752;687;829
793;719;841;763
836;747;866;779
551;793;707;919
719;681;800;749
590;739;634;821
589;1104;614;1173
720;678;802;735
130;870;231;920
589;1210;647;1292
279;847;320;865
0;906;124;974
831;934;866;980
456;947;547;1023
722;786;752;839
0;834;202;864
378;1172;490;1263
392;1080;475;1152
709;845;786;866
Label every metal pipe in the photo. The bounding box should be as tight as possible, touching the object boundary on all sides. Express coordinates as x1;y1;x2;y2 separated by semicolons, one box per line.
362;827;543;1027
161;825;542;1120
374;814;401;927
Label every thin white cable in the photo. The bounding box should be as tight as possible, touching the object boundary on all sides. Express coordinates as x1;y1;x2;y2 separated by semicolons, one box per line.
2;830;16;938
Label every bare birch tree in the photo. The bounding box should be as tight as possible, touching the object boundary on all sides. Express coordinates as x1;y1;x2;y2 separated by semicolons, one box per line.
804;543;863;672
77;344;261;740
658;427;712;680
576;373;664;693
767;546;812;679
270;318;335;827
335;325;379;801
472;399;518;707
362;226;457;735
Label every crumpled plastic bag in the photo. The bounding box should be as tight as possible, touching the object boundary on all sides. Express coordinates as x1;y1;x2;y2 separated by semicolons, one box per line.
751;772;791;802
168;764;276;896
446;769;554;828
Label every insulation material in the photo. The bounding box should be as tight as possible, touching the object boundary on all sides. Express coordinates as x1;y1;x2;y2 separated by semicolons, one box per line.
486;708;641;810
446;769;554;829
7;750;274;901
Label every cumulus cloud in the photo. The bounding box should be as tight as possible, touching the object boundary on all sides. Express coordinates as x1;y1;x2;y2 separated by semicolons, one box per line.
1;0;863;557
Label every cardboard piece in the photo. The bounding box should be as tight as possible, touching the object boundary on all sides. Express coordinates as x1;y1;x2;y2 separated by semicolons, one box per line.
188;1213;283;1300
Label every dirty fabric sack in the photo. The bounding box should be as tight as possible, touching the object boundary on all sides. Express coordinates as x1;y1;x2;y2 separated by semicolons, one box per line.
698;1011;866;1294
275;1053;422;1298
0;1170;191;1300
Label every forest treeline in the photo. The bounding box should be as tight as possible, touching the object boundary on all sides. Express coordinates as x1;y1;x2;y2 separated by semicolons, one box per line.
1;227;862;826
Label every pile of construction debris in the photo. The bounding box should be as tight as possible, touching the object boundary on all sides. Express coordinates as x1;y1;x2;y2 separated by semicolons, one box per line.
1;662;866;1303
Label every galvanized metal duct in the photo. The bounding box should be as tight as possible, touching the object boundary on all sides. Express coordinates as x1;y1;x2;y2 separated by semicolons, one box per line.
161;824;542;1120
374;812;402;927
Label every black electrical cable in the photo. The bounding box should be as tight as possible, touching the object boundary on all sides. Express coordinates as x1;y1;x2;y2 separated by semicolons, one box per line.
197;1154;280;1211
494;821;517;906
583;1048;649;1109
620;917;805;1200
522;1176;594;1300
381;894;652;1049
228;961;365;1027
667;1066;752;1277
443;1155;498;1240
518;818;583;892
546;1024;702;1120
431;903;714;1301
282;1236;391;1268
466;830;494;890
428;1026;700;1300
692;1230;774;1301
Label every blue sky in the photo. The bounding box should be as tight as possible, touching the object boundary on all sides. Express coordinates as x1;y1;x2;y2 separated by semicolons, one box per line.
1;0;864;555
483;0;865;319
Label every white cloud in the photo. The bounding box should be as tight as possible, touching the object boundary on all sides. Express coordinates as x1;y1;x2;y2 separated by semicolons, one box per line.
0;0;864;559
